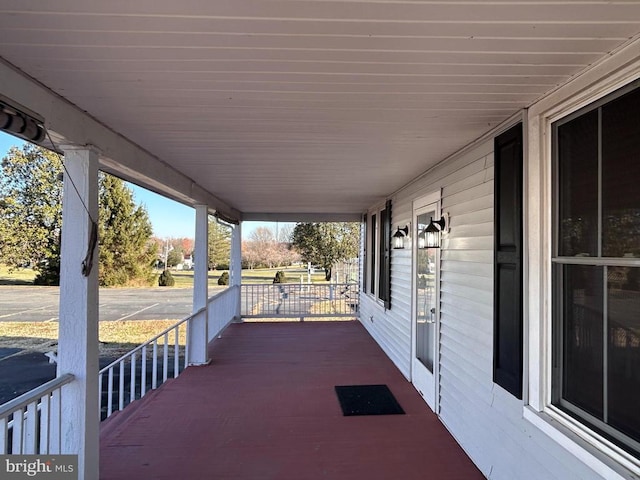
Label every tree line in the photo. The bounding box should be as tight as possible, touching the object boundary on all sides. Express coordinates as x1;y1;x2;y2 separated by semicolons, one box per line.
0;145;158;286
242;223;360;281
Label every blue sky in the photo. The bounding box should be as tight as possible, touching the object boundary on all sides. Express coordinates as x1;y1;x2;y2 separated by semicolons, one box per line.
0;132;285;240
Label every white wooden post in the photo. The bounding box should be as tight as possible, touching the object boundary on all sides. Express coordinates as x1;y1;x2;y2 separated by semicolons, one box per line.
189;205;209;365
230;222;242;321
57;147;99;480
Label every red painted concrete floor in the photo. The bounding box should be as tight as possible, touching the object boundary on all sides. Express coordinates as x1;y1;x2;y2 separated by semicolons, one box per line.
100;321;484;480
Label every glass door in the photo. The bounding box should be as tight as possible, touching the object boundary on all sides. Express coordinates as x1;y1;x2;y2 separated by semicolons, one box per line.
412;195;440;411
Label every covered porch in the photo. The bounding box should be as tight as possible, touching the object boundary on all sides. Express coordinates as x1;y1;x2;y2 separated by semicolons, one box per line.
2;2;640;479
100;320;483;480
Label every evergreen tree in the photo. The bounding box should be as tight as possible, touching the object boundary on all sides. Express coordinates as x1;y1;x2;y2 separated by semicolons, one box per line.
98;174;158;286
0;144;159;286
166;248;183;268
217;271;229;285
0;145;63;284
158;269;175;287
208;219;231;270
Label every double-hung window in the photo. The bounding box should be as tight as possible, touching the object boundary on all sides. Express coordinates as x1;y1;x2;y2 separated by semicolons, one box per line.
552;82;640;458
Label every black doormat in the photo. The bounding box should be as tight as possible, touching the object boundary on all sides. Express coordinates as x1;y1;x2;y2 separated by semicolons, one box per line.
334;384;405;416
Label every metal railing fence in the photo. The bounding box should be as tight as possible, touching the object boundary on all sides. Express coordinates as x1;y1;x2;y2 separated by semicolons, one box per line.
241;283;359;321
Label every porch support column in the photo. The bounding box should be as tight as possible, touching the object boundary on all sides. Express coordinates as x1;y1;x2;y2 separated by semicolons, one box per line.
230;222;242;321
57;147;100;480
189;205;209;365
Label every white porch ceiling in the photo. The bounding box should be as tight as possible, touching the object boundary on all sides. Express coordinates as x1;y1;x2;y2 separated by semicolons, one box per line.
1;1;639;220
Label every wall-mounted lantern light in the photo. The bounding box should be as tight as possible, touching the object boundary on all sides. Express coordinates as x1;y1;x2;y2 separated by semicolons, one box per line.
393;225;410;249
418;215;448;249
417;230;426;249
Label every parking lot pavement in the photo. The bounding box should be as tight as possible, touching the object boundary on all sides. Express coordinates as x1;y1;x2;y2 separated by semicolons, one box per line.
0;286;233;405
0;287;60;322
0;285;229;323
0;351;57;404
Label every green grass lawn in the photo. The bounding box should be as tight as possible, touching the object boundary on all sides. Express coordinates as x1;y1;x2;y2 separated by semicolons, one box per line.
0;265;37;285
240;266;327;284
169;266;327;286
1;264;328;287
167;269;225;287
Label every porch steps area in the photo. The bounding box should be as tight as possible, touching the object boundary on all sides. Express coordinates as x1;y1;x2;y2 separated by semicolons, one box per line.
100;321;483;480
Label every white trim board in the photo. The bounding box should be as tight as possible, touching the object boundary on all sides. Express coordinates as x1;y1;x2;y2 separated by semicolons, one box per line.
524;36;640;479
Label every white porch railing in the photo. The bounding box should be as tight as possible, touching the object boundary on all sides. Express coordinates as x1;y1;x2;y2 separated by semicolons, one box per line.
99;313;190;420
241;283;359;320
207;285;240;341
99;285;240;420
0;373;74;454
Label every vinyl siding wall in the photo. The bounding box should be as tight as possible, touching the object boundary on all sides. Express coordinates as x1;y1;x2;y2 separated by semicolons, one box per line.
359;132;603;480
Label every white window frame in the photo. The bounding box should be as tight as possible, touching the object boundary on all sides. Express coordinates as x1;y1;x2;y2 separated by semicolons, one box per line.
525;44;640;479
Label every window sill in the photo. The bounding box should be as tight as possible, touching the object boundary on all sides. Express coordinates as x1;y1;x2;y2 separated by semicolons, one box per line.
523;406;640;480
362;292;388;312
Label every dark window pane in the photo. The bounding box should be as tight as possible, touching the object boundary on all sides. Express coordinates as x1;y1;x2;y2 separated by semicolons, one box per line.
370;214;376;294
378;209;387;300
602;88;640;258
561;265;604;419
557;111;599;256
608;267;640;443
362;215;367;293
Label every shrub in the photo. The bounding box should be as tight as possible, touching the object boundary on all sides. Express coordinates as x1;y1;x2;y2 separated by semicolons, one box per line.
218;271;229;285
273;270;287;284
158;269;175;287
33;257;60;286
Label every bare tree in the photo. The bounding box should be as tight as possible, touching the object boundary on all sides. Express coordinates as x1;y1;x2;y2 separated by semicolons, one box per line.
243;225;299;269
277;224;294;243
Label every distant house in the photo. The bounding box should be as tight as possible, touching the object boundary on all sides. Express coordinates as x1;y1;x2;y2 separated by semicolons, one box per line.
181;253;193;270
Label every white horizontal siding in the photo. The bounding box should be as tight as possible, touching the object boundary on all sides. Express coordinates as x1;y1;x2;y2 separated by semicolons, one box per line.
441;258;492;277
361;123;617;479
435;138;606;479
359;212;413;378
359;302;412;379
361;142;493;394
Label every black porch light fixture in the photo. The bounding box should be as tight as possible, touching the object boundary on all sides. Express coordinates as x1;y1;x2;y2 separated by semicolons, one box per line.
419;215;447;249
392;225;410;249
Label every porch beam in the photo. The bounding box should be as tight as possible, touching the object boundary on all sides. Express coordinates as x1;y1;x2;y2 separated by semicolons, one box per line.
189;205;209;365
242;212;362;222
0;59;241;223
57;147;100;480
